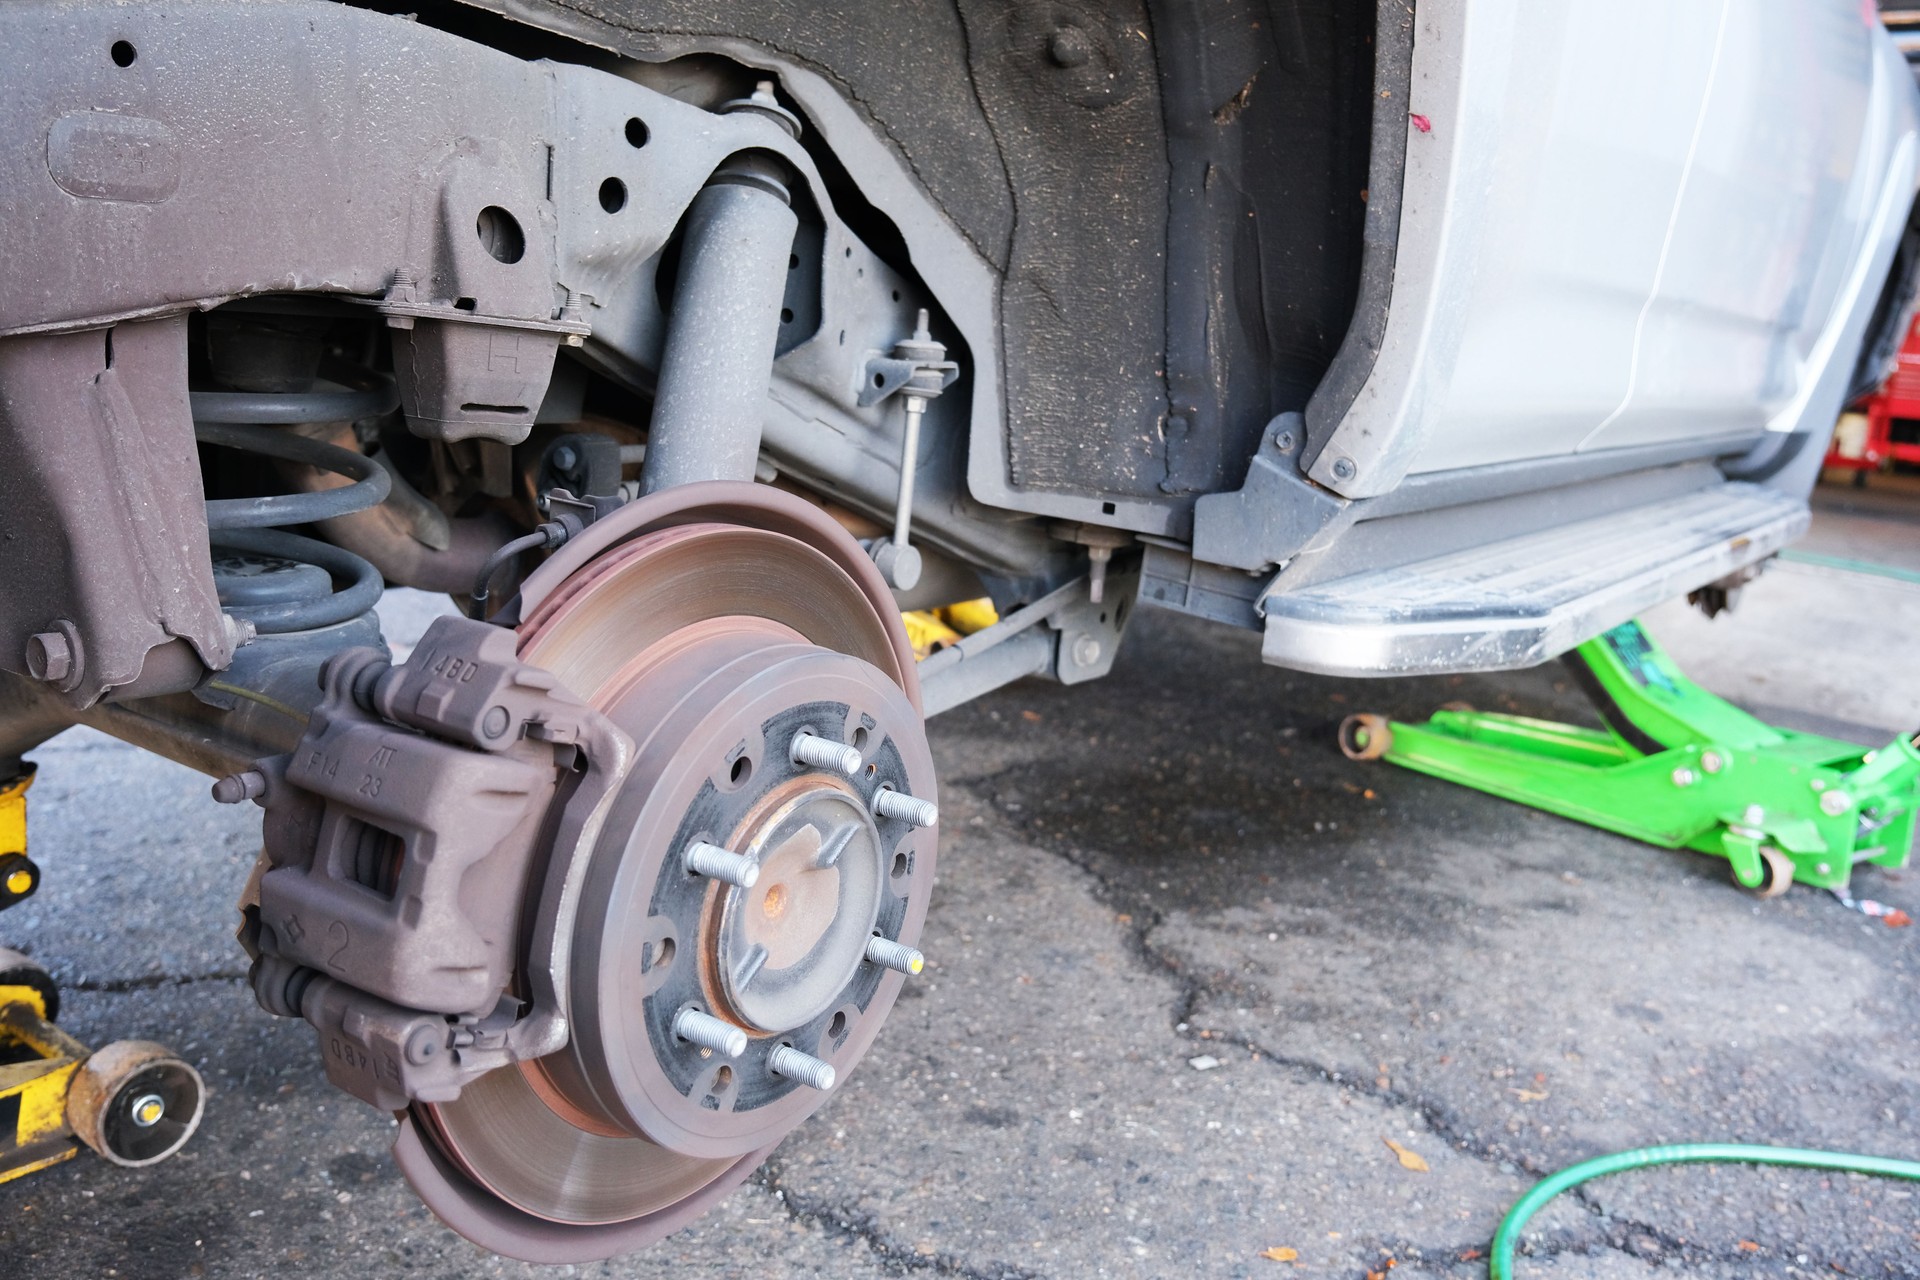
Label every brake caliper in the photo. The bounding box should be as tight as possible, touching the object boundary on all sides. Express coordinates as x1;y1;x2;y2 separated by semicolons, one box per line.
229;616;631;1110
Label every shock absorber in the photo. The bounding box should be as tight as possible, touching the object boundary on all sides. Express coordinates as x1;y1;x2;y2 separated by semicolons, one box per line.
190;378;395;635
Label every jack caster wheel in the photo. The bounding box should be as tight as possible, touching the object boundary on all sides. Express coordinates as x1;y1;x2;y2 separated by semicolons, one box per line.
0;945;58;1021
0;852;40;908
1338;714;1393;761
67;1040;206;1168
1745;845;1797;899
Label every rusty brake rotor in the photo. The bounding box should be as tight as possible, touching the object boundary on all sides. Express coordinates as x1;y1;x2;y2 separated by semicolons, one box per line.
394;485;937;1262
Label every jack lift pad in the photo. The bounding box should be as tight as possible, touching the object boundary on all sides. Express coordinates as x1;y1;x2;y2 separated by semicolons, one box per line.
1339;620;1920;895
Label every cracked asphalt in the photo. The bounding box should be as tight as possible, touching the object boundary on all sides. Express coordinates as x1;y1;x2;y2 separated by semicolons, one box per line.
2;476;1918;1279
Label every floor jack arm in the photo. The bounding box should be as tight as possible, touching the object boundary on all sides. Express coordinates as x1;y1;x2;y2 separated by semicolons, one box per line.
1340;620;1920;894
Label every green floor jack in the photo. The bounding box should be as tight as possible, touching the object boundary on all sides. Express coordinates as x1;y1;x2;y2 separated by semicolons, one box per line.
1339;620;1920;897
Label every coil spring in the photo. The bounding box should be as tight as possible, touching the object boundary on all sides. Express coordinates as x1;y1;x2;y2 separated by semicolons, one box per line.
191;379;397;634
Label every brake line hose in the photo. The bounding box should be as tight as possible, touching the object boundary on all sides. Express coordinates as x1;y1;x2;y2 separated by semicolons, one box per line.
1491;1143;1920;1280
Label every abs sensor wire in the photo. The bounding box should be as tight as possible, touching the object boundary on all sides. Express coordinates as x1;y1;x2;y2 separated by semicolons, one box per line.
1491;1143;1920;1279
469;518;575;621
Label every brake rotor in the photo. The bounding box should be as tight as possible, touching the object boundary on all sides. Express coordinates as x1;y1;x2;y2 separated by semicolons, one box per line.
395;485;936;1263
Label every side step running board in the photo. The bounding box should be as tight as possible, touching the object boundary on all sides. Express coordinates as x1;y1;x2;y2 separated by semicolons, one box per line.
1259;481;1808;676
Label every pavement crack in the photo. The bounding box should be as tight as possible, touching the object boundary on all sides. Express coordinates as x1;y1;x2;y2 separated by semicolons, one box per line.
755;1158;1043;1279
67;970;248;993
951;768;1540;1180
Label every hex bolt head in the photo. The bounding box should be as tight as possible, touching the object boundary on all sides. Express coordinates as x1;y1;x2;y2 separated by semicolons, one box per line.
1670;767;1696;789
673;1008;747;1058
1819;789;1853;817
1701;751;1725;775
866;935;925;976
551;445;578;471
210;770;269;805
24;632;73;684
1072;634;1103;668
768;1044;837;1091
791;730;862;777
683;841;760;888
872;787;938;828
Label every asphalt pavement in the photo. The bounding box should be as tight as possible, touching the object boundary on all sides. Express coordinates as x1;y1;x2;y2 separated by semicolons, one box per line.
1;474;1917;1279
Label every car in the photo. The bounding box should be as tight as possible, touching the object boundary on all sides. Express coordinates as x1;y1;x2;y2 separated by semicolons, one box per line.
0;0;1913;1261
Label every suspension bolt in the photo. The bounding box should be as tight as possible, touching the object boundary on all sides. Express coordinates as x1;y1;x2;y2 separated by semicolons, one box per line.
790;730;861;777
866;935;924;975
673;1008;747;1058
24;631;73;684
768;1044;837;1091
211;770;269;805
1819;789;1853;817
872;787;938;827
683;841;760;888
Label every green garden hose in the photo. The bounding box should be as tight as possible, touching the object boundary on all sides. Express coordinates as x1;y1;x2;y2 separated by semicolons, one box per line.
1491;1143;1920;1280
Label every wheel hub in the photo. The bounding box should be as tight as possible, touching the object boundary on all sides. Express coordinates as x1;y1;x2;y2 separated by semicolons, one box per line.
397;486;937;1262
716;782;884;1032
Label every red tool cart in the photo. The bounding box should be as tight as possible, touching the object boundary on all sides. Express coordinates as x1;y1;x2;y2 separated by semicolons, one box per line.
1828;310;1920;477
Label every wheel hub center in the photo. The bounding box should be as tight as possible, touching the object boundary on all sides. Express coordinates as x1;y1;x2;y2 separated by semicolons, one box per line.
715;784;883;1032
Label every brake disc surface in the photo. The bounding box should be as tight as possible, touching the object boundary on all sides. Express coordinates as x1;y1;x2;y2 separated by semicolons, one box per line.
398;489;936;1261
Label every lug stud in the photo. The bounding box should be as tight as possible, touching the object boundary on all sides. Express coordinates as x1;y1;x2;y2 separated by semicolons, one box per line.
872;787;937;827
791;730;861;777
684;840;759;888
673;1008;747;1058
768;1044;837;1091
866;935;924;975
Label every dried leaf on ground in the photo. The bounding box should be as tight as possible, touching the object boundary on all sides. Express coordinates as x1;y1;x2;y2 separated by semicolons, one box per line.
1383;1138;1429;1172
1259;1246;1299;1262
